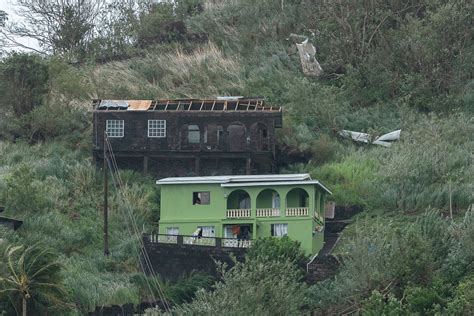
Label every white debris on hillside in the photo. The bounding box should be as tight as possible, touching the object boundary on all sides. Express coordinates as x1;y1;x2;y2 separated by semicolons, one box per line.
339;129;401;147
289;33;323;77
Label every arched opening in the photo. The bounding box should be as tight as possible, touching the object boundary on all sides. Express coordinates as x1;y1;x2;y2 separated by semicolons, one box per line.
205;124;224;150
227;189;251;209
286;188;309;216
256;189;280;217
286;188;309;208
250;122;269;151
227;122;247;151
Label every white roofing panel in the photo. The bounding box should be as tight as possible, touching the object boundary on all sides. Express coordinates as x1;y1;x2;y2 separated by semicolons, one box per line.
156;174;311;185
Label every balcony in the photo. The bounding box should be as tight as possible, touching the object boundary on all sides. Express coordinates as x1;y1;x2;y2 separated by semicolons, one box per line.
286;207;309;216
145;234;252;249
256;208;280;217
226;209;251;218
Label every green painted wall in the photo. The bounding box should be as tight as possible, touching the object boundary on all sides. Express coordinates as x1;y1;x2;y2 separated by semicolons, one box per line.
158;182;328;255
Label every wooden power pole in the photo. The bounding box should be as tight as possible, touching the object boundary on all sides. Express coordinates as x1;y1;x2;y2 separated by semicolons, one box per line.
103;132;110;256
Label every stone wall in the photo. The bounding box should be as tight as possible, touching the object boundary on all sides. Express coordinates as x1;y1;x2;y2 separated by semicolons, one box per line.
142;236;246;282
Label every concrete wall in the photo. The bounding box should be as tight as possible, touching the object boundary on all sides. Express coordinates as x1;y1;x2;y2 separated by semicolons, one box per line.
142;236;246;282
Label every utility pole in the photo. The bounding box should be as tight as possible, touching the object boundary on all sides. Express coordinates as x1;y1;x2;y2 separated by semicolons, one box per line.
103;131;110;256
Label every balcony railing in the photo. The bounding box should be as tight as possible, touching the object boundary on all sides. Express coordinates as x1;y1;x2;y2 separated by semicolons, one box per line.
256;208;280;217
144;234;252;249
226;209;251;218
286;207;309;216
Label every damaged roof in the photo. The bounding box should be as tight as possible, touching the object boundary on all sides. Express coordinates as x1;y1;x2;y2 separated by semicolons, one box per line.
92;97;281;112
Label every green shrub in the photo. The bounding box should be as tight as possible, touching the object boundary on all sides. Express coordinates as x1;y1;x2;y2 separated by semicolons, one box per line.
246;236;308;269
176;258;307;315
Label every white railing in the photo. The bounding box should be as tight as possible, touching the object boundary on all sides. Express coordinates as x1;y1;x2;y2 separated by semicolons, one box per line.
222;239;252;248
149;234;178;244
226;209;251;218
256;208;280;217
286;207;309;216
183;236;216;246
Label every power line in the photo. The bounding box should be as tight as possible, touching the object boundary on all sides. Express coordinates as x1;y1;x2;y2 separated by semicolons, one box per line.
104;133;171;313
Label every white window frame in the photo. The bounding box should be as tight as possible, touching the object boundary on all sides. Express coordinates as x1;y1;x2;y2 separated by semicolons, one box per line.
271;223;288;237
148;120;166;138
166;227;179;235
106;120;124;138
197;226;215;237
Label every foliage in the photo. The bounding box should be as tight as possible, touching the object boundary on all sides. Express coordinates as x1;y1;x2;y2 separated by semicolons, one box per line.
246;236;308;269
361;290;405;316
173;258;307;315
0;53;49;118
0;243;69;315
164;272;214;305
369;113;474;211
308;210;473;314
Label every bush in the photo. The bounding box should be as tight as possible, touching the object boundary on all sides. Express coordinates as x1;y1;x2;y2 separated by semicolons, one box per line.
175;258;307;315
246;236;308;269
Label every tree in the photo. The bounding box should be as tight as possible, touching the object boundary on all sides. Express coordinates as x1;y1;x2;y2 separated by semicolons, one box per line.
0;243;68;316
0;53;49;118
0;0;106;59
0;10;7;56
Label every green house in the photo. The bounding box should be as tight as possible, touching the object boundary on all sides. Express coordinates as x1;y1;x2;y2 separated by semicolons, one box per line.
156;174;331;255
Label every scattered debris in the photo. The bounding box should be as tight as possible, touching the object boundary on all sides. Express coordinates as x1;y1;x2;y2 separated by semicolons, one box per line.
289;33;323;77
339;129;401;147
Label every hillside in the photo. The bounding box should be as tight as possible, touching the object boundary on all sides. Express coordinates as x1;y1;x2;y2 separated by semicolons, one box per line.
0;0;473;314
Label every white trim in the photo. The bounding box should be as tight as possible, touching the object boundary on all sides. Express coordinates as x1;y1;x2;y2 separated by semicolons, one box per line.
106;120;124;138
148;119;166;138
221;181;332;194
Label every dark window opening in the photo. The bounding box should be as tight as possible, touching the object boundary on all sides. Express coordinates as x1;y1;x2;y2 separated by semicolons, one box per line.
193;192;210;205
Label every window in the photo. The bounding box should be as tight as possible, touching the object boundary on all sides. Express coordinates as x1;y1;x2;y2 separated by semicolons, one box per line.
238;194;251;209
148;120;166;137
166;227;179;235
193;192;210;205
106;120;124;137
188;125;200;143
271;223;288;237
272;192;280;209
198;226;215;237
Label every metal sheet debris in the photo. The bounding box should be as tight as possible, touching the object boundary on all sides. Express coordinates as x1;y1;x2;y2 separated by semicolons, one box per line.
293;36;323;77
339;129;401;147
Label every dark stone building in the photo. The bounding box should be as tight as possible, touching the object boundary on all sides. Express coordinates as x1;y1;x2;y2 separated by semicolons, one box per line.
92;98;282;177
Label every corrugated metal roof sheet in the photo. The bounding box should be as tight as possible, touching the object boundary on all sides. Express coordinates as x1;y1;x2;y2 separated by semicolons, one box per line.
127;100;153;111
157;174;311;184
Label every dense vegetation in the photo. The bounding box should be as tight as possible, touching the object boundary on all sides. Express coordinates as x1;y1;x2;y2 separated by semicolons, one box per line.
0;0;473;314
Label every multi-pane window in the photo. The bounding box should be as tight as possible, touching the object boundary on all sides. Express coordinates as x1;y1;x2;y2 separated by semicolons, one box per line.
106;120;124;137
271;223;288;237
148;120;166;137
